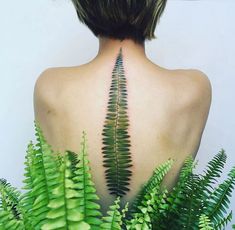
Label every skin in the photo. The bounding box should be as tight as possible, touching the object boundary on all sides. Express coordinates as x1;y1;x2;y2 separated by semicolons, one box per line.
33;36;212;213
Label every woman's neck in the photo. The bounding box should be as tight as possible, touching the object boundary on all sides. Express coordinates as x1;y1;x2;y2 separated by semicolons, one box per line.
93;36;148;62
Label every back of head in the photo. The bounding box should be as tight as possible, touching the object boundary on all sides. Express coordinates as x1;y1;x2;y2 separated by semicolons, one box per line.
71;0;167;44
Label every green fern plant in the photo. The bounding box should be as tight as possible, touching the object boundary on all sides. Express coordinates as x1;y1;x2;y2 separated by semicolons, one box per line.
102;47;132;197
0;121;235;229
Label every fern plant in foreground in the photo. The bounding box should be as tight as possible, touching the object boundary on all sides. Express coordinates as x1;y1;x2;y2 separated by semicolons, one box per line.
0;121;235;229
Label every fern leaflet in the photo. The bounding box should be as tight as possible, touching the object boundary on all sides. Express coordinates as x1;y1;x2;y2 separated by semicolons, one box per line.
199;214;213;230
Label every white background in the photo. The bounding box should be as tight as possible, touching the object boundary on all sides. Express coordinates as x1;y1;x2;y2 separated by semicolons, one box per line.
0;0;234;228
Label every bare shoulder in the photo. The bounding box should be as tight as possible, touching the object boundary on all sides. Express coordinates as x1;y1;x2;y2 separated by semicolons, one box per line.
34;67;63;89
33;67;66;118
174;68;212;107
34;67;67;105
184;69;212;92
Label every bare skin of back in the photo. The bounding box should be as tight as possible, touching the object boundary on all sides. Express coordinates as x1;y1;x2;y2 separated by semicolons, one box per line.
33;38;212;213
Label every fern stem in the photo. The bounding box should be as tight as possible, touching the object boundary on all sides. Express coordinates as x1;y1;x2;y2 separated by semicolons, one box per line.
81;132;87;218
62;157;69;228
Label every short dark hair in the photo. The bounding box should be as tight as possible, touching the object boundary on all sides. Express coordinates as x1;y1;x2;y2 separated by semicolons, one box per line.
71;0;167;44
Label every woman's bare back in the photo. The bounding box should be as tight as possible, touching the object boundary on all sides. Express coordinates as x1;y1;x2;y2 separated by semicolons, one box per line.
34;49;211;212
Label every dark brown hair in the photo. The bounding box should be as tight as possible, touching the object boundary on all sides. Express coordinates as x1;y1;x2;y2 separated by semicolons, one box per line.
71;0;167;44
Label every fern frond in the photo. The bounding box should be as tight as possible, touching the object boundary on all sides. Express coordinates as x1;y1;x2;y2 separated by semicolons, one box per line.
214;210;232;230
100;196;123;230
20;141;37;228
199;214;213;230
55;150;63;168
0;210;24;230
175;174;203;230
125;187;169;230
126;182;169;230
160;155;196;229
0;179;25;229
120;202;129;227
73;131;103;229
22;141;35;194
142;159;174;196
200;149;227;199
204;166;235;225
151;188;169;229
67;150;80;177
166;155;195;210
174;150;228;230
0;179;22;220
102;47;132;196
41;152;90;230
128;159;173;217
179;155;197;182
125;202;152;230
30;120;61;229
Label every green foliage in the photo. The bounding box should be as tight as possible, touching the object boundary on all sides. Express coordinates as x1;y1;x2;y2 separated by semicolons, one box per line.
0;179;24;229
100;197;123;230
29;121;61;229
132;159;174;210
159;156;197;229
214;211;232;230
203;166;235;226
101;47;132;197
200;149;227;195
199;214;213;230
72;131;103;229
126;159;173;227
0;121;235;229
0;179;22;220
41;152;89;230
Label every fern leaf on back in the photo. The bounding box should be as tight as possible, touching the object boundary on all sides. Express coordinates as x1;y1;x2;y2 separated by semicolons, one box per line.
102;47;132;197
